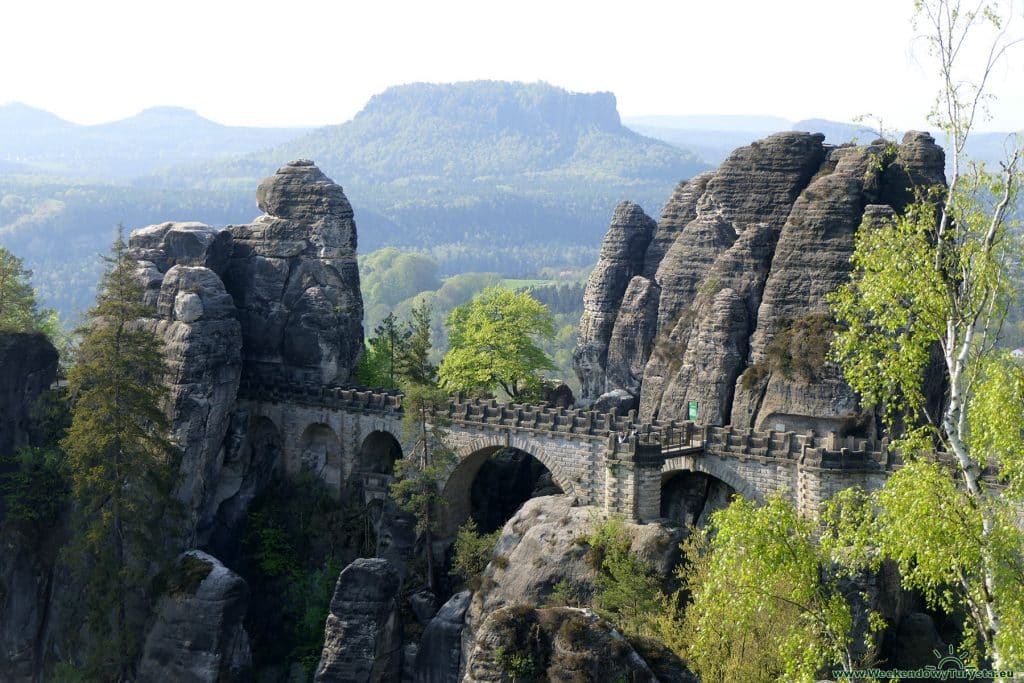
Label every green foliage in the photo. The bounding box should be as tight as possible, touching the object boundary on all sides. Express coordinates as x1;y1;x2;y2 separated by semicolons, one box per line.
360;247;440;315
165;554;214;597
452;519;501;588
286;559;345;671
494;646;537;681
764;313;840;382
0;446;67;529
390;381;458;592
397;301;437;388
828;0;1023;667
355;312;409;389
439;286;556;400
585;516;662;639
829;197;951;425
0;244;56;334
241;472;357;673
678;496;867;682
60;230;178;680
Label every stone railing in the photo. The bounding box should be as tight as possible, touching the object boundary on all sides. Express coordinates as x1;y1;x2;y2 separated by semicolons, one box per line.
698;424;897;472
238;376;908;472
237;377;403;412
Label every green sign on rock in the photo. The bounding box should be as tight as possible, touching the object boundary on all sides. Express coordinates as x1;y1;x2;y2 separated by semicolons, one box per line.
688;401;698;421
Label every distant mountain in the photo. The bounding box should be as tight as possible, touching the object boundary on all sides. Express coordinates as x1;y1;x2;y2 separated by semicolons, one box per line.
0;103;310;178
149;81;710;253
1;82;711;321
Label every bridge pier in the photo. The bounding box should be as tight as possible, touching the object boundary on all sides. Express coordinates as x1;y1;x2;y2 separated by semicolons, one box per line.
603;438;665;522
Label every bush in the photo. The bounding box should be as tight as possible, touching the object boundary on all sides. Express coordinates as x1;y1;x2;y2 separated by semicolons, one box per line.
763;313;839;382
0;446;68;529
452;519;502;588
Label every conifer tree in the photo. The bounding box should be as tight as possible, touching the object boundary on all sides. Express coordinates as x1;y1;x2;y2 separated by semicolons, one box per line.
61;230;177;680
0;245;55;334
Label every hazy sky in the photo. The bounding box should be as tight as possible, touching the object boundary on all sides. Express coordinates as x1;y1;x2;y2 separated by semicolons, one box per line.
3;0;1022;130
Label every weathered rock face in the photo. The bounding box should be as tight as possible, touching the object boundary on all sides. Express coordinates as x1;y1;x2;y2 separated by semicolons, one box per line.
142;264;244;544
0;332;58;457
463;495;684;660
463;606;695;683
128;221;234;276
225;159;364;386
575;131;946;432
137;551;252;683
573;202;656;401
413;590;472;683
315;557;402;683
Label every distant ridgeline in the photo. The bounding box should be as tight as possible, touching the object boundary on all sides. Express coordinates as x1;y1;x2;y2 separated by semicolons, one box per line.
0;81;708;321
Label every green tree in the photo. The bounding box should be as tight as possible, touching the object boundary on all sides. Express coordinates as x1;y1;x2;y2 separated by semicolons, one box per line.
677;496;869;682
61;231;177;680
828;0;1023;667
586;516;662;638
356;312;408;389
396;300;436;387
0;245;56;334
389;382;457;592
439;286;556;401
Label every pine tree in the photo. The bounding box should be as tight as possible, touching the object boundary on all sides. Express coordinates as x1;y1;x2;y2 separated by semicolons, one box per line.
61;230;177;680
0;245;55;333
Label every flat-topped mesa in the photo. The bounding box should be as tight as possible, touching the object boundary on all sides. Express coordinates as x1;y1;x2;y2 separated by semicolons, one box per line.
226;159;364;386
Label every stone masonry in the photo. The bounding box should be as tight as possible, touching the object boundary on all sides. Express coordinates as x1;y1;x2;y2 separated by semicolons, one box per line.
237;376;900;525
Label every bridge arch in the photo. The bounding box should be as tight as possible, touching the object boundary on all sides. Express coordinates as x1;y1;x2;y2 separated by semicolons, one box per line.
661;455;763;504
439;434;577;538
298;423;342;489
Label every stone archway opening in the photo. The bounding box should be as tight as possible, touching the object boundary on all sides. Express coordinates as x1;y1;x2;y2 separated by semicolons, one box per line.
352;430;403;504
441;447;564;538
470;448;564;533
355;430;402;476
298;423;341;488
660;470;736;529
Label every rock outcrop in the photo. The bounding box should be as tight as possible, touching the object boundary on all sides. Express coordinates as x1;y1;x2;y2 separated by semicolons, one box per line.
131;237;244;544
574;131;946;434
413;590;472;683
315;558;402;683
573;202;655;402
225;159;363;386
137;551;252;683
0;332;58;457
462;495;684;673
463;605;695;682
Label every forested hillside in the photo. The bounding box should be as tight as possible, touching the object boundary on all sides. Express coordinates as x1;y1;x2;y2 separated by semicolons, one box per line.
0;82;709;322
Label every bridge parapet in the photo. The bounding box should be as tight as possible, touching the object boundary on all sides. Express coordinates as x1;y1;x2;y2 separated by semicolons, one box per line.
238;377;403;412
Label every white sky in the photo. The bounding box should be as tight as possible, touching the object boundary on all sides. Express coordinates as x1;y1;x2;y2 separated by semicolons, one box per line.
1;0;1021;130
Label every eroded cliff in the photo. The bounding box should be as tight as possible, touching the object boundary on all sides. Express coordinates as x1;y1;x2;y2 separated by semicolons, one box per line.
575;131;946;435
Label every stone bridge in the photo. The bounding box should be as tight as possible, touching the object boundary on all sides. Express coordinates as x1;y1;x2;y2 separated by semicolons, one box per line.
237;378;898;534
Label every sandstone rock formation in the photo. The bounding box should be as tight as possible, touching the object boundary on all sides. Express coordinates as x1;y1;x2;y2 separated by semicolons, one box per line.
315;558;402;683
225;159;363;386
0;333;60;683
0;332;58;457
574;131;946;434
462;495;684;673
573;202;655;402
463;605;695;682
413;590;472;683
137;551;252;683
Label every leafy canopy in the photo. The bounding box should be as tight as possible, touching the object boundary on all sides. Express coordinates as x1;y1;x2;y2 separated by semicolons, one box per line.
439;286;555;401
828;0;1023;667
679;496;870;682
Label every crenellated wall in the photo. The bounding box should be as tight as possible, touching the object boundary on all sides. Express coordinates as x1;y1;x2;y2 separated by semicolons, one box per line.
235;376;903;522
